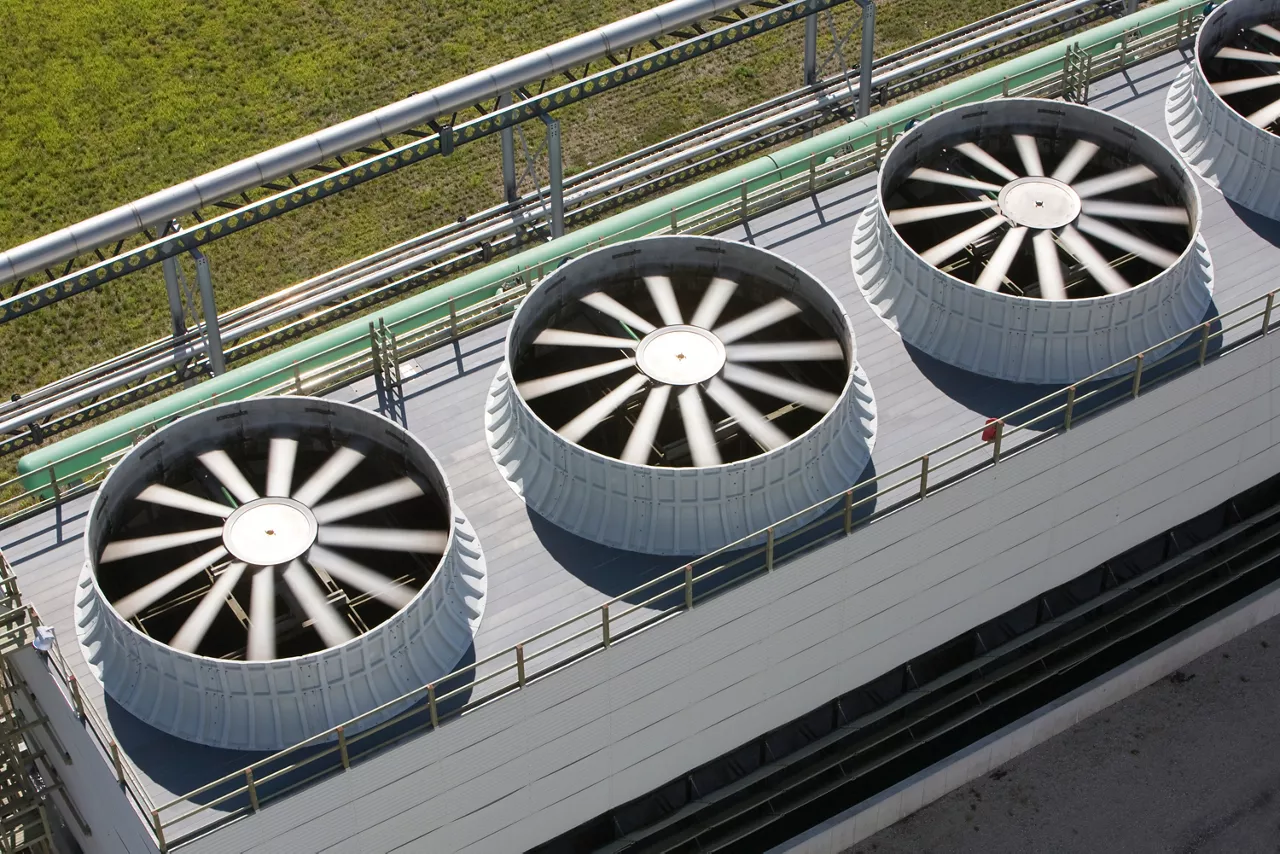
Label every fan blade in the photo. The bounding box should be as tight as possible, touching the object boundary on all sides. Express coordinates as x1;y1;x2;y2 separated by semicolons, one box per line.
1058;226;1131;295
976;226;1028;292
101;527;224;563
517;357;636;400
1211;74;1280;96
1080;200;1190;225
704;378;789;451
1071;165;1157;199
888;199;998;225
559;373;649;443
137;484;233;519
621;385;673;464
311;477;424;524
266;438;297;498
198;450;260;504
1076;215;1180;267
722;364;837;412
113;545;229;619
921;215;1008;265
534;329;638;349
1012;134;1044;177
953;142;1019;181
645;275;683;326
291;446;365;506
1050;140;1099;184
318;526;449;553
725;340;844;362
1032;230;1068;301
169;562;248;653
1246;94;1280;129
1252;23;1280;45
281;560;355;647
309;545;415;610
581;292;657;334
907;167;1001;193
690;277;738;329
713;299;802;344
1216;46;1280;63
247;566;276;660
677;386;722;467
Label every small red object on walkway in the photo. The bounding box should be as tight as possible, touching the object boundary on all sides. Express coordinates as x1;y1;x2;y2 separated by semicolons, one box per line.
982;418;1000;442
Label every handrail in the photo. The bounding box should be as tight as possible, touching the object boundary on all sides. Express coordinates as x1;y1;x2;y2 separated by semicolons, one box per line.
0;6;1213;850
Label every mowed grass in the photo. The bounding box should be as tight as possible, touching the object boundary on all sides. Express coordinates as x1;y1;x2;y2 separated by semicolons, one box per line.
0;0;1024;401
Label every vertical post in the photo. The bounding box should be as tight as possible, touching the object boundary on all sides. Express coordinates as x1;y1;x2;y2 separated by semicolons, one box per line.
670;207;679;233
858;0;875;118
1197;322;1211;366
543;115;565;239
152;810;168;852
1124;0;1139;15
190;248;225;376
803;11;819;86
684;565;694;610
808;153;817;195
500;93;518;204
109;740;124;784
919;454;930;497
427;683;439;728
245;767;260;812
1119;30;1130;67
161;254;186;339
740;180;749;221
1064;385;1077;430
47;466;60;500
448;297;460;340
1002;76;1010;97
69;675;83;718
601;604;611;647
1132;352;1144;397
843;490;853;534
337;726;350;769
766;527;775;571
1265;292;1275;335
992;420;1004;463
292;361;303;395
515;644;526;687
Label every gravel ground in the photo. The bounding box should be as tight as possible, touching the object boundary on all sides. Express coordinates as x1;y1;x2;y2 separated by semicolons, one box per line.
851;615;1280;854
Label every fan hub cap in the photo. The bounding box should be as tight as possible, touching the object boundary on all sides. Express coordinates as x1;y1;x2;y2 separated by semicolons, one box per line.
635;325;726;386
223;498;317;566
998;176;1081;229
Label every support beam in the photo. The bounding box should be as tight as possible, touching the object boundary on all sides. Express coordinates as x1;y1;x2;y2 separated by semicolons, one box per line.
543;115;565;239
804;12;819;85
859;0;875;118
161;255;185;340
190;248;226;377
500;92;518;204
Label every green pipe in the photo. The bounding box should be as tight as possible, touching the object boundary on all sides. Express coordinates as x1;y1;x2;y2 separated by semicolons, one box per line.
18;0;1199;491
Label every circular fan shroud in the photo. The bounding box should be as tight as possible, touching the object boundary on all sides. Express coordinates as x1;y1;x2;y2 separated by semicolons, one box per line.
853;98;1213;385
485;235;878;556
76;397;487;751
1167;0;1280;219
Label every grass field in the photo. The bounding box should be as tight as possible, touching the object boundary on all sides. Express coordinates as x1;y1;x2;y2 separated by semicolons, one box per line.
0;0;1024;402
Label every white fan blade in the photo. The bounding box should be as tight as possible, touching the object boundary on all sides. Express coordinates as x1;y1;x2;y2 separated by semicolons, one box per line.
1058;226;1131;295
621;384;672;465
690;277;738;329
517;357;635;400
921;215;1008;265
309;545;415;610
953;142;1018;182
1071;165;1157;199
1012;134;1044;177
170;562;248;653
1216;46;1280;63
677;386;722;467
1076;215;1180;268
713;299;802;344
198;450;260;504
1246;94;1280;129
888;199;998;225
137;484;233;519
704;378;789;451
101;527;225;563
645;275;683;326
1211;74;1280;96
1032;230;1068;301
976;226;1028;292
266;438;297;498
907;167;1001;193
725;341;844;362
1051;140;1099;184
113;545;229;619
292;446;365;507
1252;23;1280;45
247;566;276;660
534;329;637;349
318;526;449;553
722;364;837;412
1080;200;1189;225
581;292;657;334
281;560;355;647
559;373;649;443
311;477;424;524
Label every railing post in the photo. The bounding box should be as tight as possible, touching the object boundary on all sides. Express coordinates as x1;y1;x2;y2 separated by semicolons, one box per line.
1064;385;1077;430
684;565;694;610
337;725;350;769
47;467;60;500
1265;292;1275;335
152;810;167;852
601;603;611;647
245;767;260;812
427;683;439;729
843;489;853;534
740;180;749;221
670;207;679;233
291;361;303;395
1132;352;1144;398
515;644;526;687
1197;322;1211;366
448;297;460;340
919;454;930;497
1002;75;1010;97
808;153;817;195
109;740;124;785
766;527;775;571
68;675;83;718
992;420;1004;463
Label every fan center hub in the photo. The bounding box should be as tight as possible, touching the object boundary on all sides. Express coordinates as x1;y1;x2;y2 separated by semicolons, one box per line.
998;176;1081;230
223;498;317;566
635;325;726;386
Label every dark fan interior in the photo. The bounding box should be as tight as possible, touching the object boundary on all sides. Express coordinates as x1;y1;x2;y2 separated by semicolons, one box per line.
886;131;1193;298
1202;22;1280;133
96;434;447;660
512;269;849;466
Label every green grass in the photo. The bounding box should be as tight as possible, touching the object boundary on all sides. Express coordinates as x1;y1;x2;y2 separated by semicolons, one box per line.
0;0;1024;402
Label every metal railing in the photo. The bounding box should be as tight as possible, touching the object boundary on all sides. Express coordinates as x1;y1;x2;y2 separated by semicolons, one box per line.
0;7;1216;849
